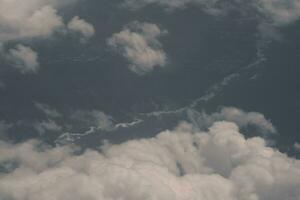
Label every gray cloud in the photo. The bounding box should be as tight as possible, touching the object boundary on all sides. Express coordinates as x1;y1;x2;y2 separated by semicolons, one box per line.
122;0;220;13
0;120;300;200
6;44;39;74
122;0;300;36
294;142;300;151
107;21;167;75
70;110;114;131
0;80;5;90
35;102;62;118
33;120;62;135
0;121;12;139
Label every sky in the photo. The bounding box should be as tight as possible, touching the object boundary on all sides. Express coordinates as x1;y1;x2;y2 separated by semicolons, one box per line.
0;0;300;199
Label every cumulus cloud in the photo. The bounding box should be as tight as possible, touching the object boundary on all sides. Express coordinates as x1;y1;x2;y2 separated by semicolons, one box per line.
0;0;70;41
187;107;276;134
67;16;96;42
6;44;39;74
107;21;167;75
0;0;95;43
0;120;300;200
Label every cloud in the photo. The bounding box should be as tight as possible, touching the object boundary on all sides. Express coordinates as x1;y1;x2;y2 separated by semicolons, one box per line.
0;0;68;42
122;0;220;12
257;0;300;26
0;80;5;90
70;110;114;131
187;107;276;134
107;21;167;75
0;0;96;43
33;120;62;135
0;121;12;139
67;16;96;42
0;120;300;200
35;102;62;118
294;142;300;151
0;1;94;75
6;44;39;74
122;0;300;35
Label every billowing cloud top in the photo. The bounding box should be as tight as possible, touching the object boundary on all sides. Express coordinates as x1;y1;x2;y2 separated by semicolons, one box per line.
107;21;167;75
0;0;64;41
0;121;300;200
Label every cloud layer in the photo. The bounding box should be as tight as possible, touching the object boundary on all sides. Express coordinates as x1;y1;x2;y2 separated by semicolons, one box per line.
108;21;167;75
1;120;300;200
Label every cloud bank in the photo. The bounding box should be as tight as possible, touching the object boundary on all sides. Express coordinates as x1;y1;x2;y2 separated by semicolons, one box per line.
1;120;300;200
108;21;167;75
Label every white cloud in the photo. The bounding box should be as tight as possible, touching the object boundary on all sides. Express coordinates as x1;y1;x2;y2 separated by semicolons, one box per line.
107;21;167;75
0;0;98;44
67;16;95;41
0;1;95;74
1;119;300;200
6;44;39;74
0;0;68;42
